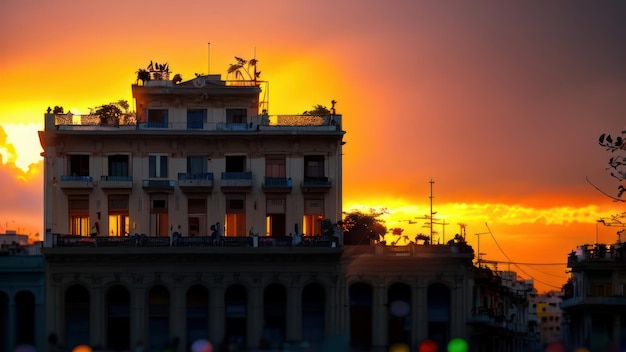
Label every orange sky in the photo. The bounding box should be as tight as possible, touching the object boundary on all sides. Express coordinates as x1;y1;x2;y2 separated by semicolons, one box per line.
1;0;625;292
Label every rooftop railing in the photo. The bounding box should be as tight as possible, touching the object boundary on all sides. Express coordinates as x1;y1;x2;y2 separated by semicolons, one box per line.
49;113;341;130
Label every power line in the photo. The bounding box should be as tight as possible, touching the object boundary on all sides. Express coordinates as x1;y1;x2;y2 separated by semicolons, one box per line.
484;223;565;290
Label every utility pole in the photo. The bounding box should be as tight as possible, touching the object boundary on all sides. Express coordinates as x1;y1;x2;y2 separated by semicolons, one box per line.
429;179;434;244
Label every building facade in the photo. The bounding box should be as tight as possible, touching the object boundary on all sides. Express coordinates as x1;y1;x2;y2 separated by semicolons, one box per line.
0;235;45;352
38;62;537;352
561;243;626;352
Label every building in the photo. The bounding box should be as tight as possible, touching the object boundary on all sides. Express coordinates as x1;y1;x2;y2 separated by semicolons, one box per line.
38;59;537;352
561;242;626;351
532;292;563;346
0;232;46;352
465;263;539;351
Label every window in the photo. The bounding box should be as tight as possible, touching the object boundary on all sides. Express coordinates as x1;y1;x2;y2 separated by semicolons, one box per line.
147;109;168;128
108;195;129;236
187;156;207;175
265;155;286;178
68;155;90;177
225;195;246;237
187;109;205;129
149;155;168;178
225;155;246;172
226;108;247;124
304;155;324;178
108;155;129;178
150;194;168;237
303;199;323;236
69;195;90;236
188;198;207;236
266;198;286;236
591;283;611;296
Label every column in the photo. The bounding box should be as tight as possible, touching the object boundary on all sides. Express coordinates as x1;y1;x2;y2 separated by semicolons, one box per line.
130;275;146;348
209;283;225;346
171;276;186;349
371;280;387;352
247;284;263;350
286;280;302;342
413;279;428;344
90;276;105;348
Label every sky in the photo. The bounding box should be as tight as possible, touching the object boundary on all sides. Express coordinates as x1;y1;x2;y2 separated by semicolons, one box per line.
1;0;625;293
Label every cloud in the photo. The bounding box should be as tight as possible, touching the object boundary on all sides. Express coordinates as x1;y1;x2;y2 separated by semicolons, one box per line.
0;125;43;236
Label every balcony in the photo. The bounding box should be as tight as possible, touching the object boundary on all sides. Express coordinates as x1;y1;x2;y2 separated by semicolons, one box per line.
561;295;626;309
178;173;214;192
99;175;133;189
220;172;253;192
301;177;332;193
262;177;292;193
58;176;94;189
49;234;339;249
142;179;175;193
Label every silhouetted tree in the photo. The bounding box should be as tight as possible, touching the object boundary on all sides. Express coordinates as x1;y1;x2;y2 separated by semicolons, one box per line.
342;209;387;245
52;106;64;114
137;69;150;85
96;100;125;126
598;131;626;201
303;104;330;116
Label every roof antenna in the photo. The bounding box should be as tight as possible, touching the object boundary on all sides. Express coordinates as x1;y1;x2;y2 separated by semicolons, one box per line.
207;42;211;74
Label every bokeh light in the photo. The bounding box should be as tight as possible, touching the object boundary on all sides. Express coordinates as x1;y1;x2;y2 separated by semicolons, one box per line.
447;338;468;352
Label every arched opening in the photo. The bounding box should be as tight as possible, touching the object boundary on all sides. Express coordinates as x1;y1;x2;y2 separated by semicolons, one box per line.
427;283;451;347
106;285;130;350
387;283;411;347
148;285;170;351
224;284;247;350
65;285;90;349
262;283;287;349
349;282;373;351
186;285;209;347
302;283;325;348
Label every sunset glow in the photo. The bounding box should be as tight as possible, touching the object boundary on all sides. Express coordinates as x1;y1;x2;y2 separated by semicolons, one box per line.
1;0;625;292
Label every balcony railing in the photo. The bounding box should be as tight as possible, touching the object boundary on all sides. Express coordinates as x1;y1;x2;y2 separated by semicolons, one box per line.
50;234;338;248
100;175;133;188
58;176;94;189
301;177;332;192
262;177;292;192
178;173;214;191
220;172;253;189
142;179;175;192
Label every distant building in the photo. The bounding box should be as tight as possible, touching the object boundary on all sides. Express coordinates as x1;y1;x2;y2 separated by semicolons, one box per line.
466;264;539;351
38;59;538;352
532;291;563;345
0;232;45;352
561;242;626;351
